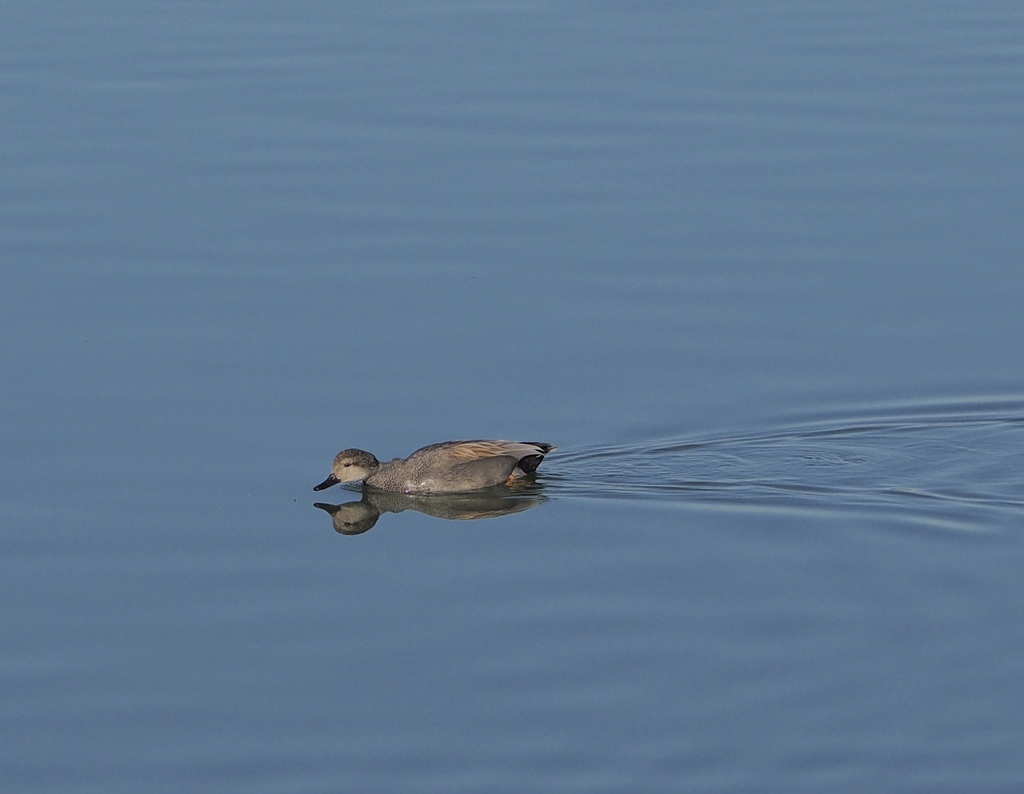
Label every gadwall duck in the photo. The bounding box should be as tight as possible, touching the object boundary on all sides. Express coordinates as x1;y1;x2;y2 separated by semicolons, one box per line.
313;440;555;494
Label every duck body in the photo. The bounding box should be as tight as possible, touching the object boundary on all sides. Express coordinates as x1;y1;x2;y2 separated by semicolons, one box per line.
314;440;555;494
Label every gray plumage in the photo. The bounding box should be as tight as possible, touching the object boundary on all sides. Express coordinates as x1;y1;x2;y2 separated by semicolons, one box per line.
313;440;555;494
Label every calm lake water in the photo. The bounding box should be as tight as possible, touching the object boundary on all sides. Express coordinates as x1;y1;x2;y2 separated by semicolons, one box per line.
3;1;1024;791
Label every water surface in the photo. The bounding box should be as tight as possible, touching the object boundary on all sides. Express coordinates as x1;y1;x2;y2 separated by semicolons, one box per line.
3;1;1024;791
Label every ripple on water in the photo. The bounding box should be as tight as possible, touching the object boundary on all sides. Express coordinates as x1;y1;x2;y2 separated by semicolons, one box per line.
548;396;1024;530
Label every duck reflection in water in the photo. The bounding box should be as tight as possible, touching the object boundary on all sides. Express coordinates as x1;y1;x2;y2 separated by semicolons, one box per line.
314;488;547;535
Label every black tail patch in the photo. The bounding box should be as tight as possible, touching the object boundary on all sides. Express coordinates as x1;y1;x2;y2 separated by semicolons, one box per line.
516;454;544;474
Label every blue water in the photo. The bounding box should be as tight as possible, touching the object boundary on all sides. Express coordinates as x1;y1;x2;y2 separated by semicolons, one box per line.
3;1;1024;791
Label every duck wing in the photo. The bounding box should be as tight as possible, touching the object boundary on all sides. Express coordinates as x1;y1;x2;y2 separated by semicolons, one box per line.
443;440;555;462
